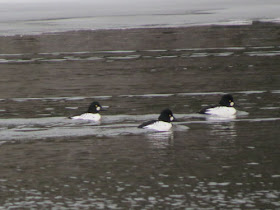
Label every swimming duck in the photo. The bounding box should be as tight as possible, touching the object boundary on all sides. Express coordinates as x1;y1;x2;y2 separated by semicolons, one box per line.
138;109;175;132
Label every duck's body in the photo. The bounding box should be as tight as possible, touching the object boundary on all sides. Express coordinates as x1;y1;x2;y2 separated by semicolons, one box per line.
70;101;103;122
138;120;173;132
138;109;175;132
70;113;101;121
200;106;236;117
199;94;237;117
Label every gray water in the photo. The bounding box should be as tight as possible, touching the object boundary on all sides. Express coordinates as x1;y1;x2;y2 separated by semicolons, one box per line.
0;23;280;208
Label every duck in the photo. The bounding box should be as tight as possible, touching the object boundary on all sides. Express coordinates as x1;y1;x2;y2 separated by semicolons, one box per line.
199;94;237;117
138;109;175;132
70;101;103;121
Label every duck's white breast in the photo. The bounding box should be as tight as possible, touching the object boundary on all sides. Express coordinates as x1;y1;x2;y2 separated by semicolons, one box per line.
143;121;172;132
71;113;101;121
205;106;237;117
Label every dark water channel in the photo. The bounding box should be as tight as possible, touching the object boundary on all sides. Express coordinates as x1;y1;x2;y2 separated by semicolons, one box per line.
0;23;279;209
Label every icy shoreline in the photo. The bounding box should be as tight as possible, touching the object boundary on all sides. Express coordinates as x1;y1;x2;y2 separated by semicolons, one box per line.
0;0;279;35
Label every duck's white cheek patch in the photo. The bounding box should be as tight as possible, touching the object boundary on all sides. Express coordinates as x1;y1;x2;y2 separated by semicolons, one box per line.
230;102;234;106
170;116;174;121
96;107;101;111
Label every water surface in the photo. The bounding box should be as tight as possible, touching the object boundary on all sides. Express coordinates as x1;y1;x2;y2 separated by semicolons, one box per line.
0;23;280;208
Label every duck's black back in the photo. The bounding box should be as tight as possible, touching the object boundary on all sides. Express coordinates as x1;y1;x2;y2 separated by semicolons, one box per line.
198;105;217;114
138;120;157;128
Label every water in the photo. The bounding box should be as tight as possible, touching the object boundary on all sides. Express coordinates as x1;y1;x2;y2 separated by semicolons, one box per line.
0;22;280;208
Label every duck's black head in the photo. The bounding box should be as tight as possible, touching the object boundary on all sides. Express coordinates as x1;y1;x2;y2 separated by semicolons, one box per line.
219;94;235;107
158;109;175;122
88;102;102;113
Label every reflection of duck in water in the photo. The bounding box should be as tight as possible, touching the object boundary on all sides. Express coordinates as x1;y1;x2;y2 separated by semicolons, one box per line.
199;94;237;118
138;109;175;132
146;131;174;149
210;122;236;136
69;101;103;121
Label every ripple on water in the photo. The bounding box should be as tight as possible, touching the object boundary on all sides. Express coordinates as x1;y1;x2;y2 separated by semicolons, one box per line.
0;90;278;143
0;45;279;64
